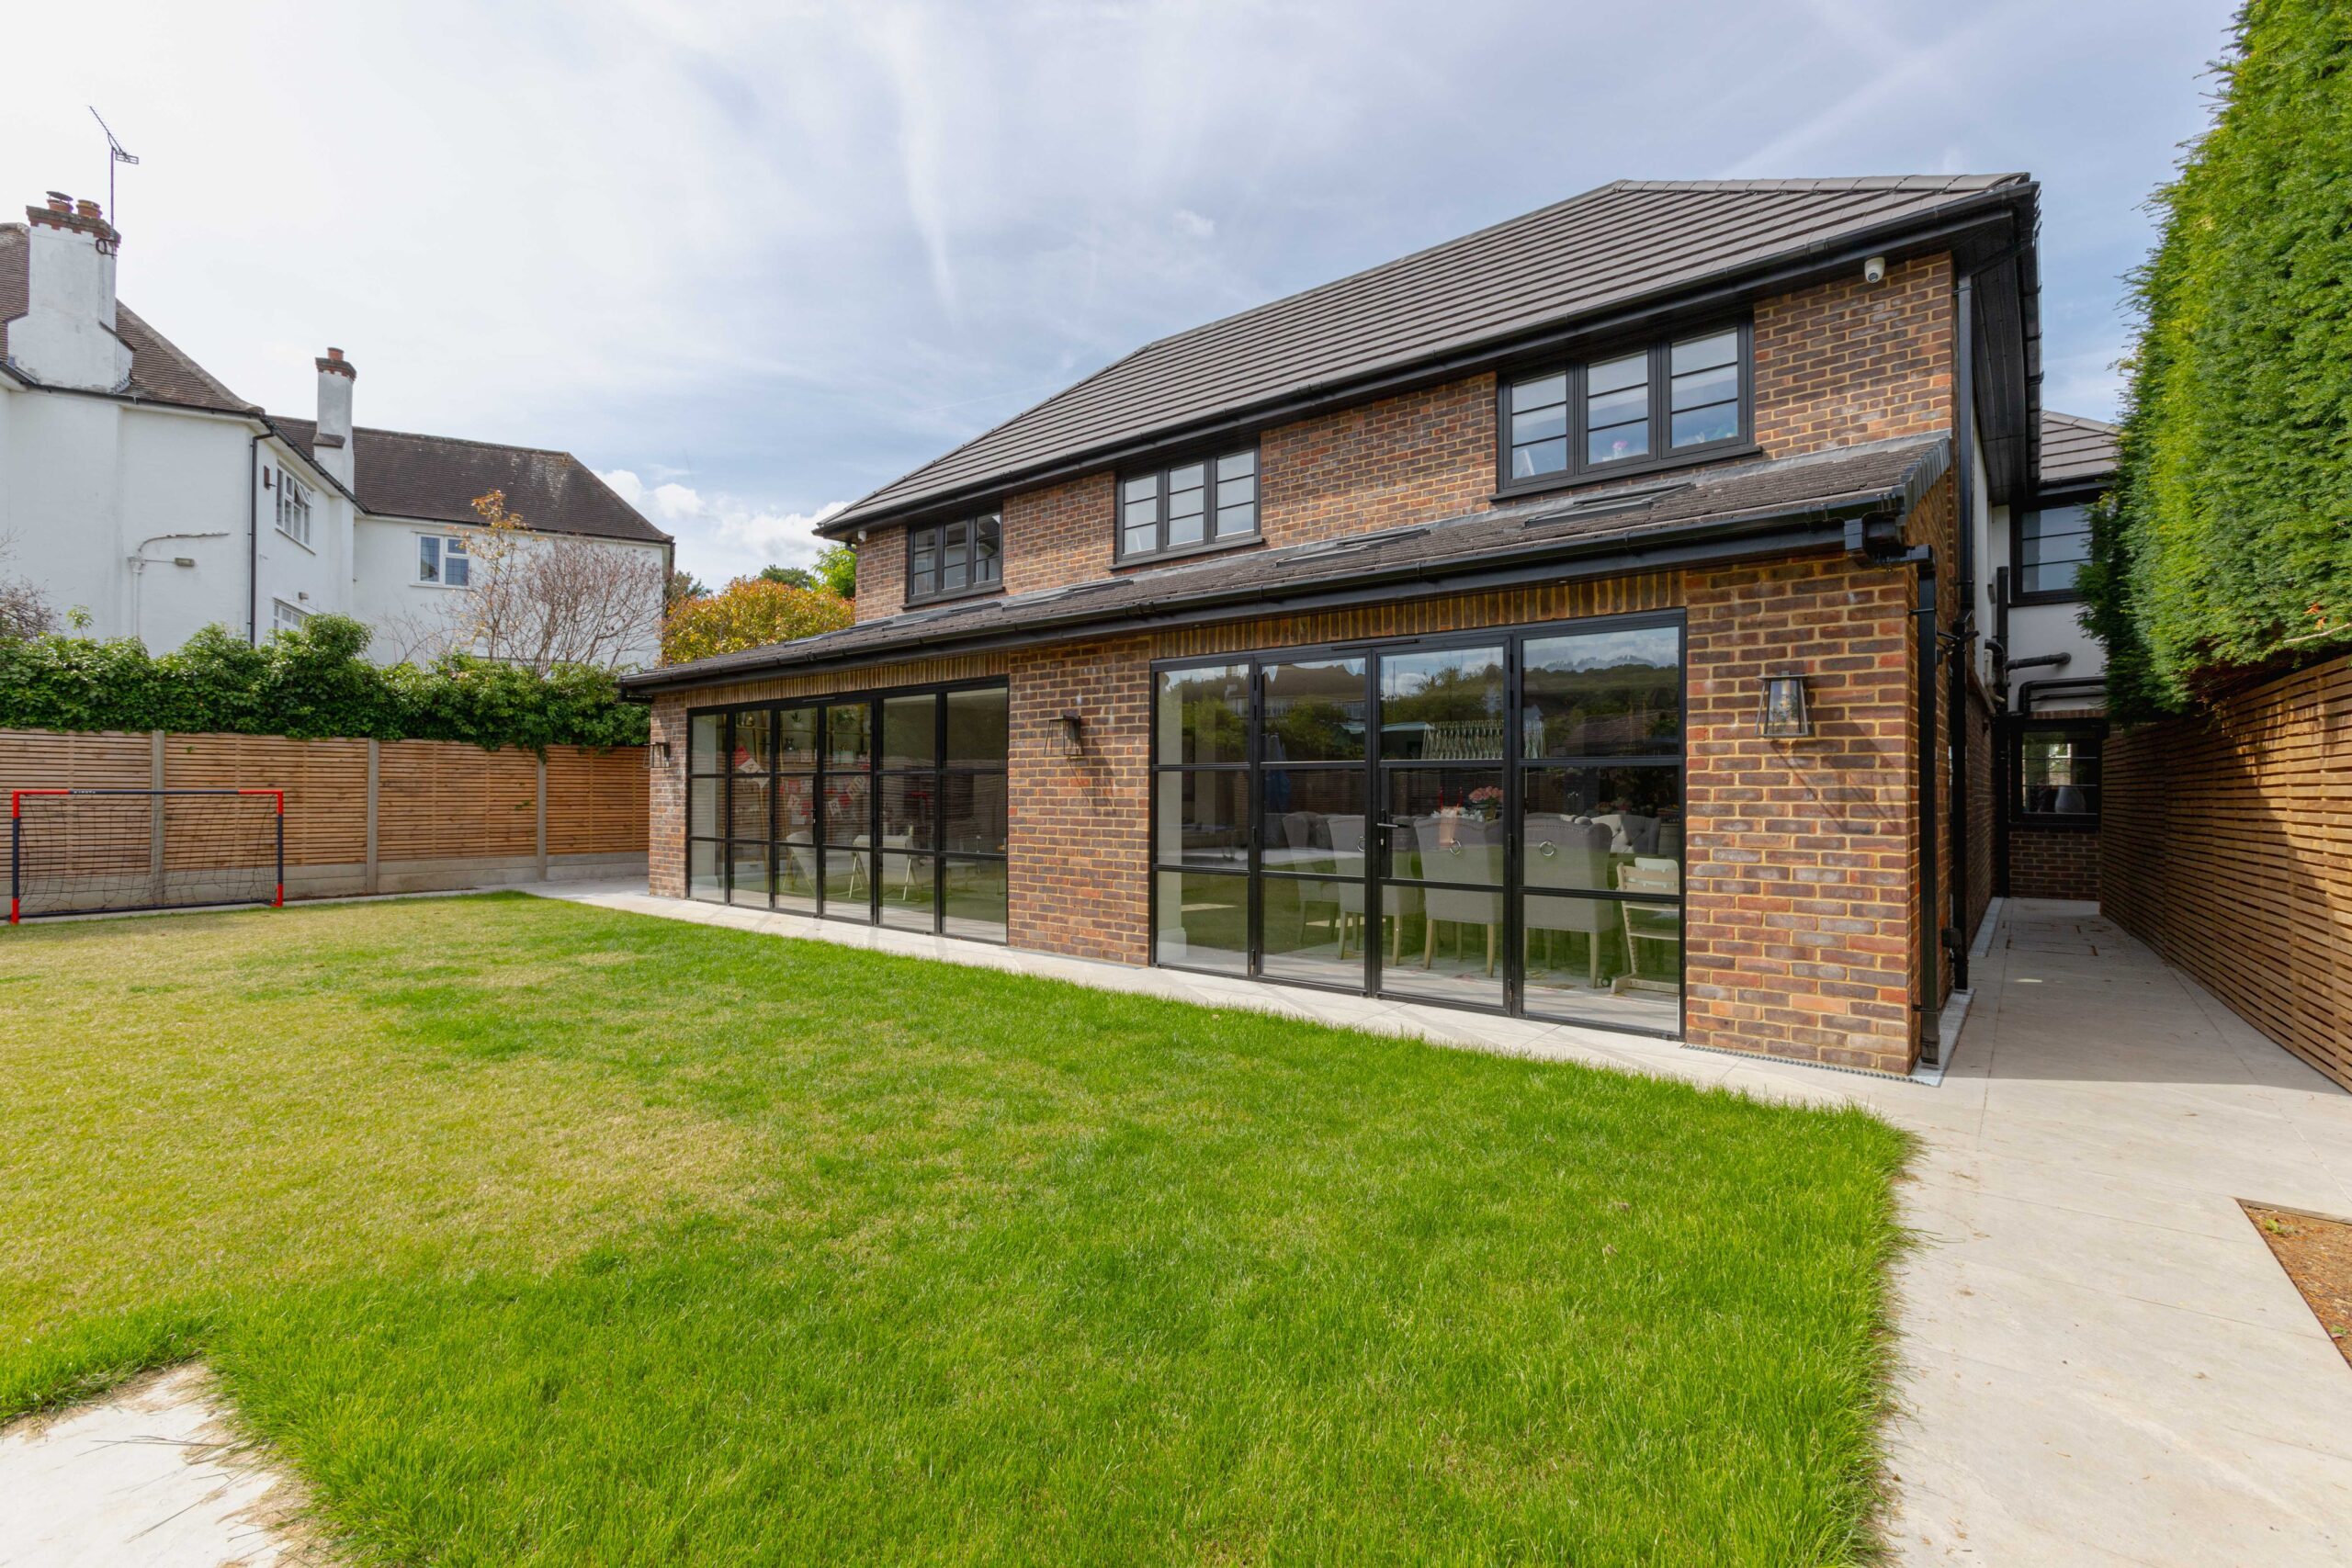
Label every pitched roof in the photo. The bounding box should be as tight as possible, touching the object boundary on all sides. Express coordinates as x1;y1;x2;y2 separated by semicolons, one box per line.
2039;410;2119;490
631;432;1949;694
0;223;255;412
268;418;671;545
823;175;2030;536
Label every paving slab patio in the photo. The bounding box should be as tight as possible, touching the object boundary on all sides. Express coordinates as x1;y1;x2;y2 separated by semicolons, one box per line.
532;884;2352;1564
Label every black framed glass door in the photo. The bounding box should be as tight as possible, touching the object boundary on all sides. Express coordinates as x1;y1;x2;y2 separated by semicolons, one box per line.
1150;613;1685;1039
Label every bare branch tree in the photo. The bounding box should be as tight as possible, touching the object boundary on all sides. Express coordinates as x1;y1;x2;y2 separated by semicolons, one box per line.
0;533;57;641
448;492;667;671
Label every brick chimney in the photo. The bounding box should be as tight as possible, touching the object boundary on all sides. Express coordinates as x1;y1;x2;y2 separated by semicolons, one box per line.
7;191;132;391
312;346;356;487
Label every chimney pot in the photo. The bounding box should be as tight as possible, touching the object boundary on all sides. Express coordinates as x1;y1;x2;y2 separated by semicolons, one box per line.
74;198;101;220
44;191;71;213
327;347;344;362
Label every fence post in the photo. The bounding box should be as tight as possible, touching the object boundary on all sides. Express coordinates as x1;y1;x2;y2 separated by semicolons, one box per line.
365;739;379;896
150;730;165;908
536;753;549;881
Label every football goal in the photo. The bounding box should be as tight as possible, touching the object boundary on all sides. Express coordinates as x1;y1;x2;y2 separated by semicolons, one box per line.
9;788;283;923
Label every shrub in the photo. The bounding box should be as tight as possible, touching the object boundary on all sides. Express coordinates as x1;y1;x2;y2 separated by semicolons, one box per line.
0;614;646;750
2083;0;2352;715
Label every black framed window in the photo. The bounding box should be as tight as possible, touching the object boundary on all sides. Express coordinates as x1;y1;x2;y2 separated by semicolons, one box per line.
1501;324;1751;492
1150;612;1685;1041
1118;448;1259;562
2015;501;2094;601
909;513;1002;604
684;680;1009;941
2013;720;2102;821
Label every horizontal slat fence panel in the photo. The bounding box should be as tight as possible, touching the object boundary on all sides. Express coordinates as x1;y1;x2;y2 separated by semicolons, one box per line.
378;741;540;862
2;728;646;906
2102;654;2352;1091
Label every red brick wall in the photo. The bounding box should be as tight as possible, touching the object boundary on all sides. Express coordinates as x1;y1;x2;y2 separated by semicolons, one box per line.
1004;472;1118;598
2009;826;2098;900
853;532;905;625
648;692;687;897
1257;374;1497;547
1007;635;1151;962
1753;253;1954;458
1682;553;1924;1075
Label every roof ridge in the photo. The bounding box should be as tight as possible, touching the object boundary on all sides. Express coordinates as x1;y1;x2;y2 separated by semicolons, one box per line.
267;416;586;463
111;302;257;412
1609;174;2026;193
2044;409;2120;432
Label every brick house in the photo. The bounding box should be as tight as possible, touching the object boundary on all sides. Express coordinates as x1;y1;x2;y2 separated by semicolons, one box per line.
624;176;2048;1077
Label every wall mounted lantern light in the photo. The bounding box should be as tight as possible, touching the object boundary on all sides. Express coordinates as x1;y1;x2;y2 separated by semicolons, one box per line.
1759;673;1813;739
1057;711;1086;758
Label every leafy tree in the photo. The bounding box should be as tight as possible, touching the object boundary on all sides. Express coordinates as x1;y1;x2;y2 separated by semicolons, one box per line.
2083;0;2352;714
667;569;707;608
758;565;817;590
814;542;858;600
662;577;854;664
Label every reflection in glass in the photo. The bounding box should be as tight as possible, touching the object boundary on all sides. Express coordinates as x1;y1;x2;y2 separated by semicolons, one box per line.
879;852;937;931
688;713;723;773
1156;664;1249;764
776;707;820;768
946;687;1010;764
821;848;872;920
688;838;721;902
1521;768;1683;861
776;774;816;843
825;704;872;769
1261;876;1360;987
942;858;1008;942
1155;870;1248;973
1261;656;1366;761
728;775;770;840
727;841;767;908
882;694;936;769
1379;647;1505;760
687;776;719;840
731;709;772;773
1156;772;1250;869
942;773;1006;853
1260;769;1364;874
1522;626;1681;757
880;774;936;848
1384;768;1506;885
822;778;871;844
773;842;820;916
1522;893;1680;1031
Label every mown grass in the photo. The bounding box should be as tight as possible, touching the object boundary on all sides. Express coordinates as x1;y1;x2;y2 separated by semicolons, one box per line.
0;894;1909;1564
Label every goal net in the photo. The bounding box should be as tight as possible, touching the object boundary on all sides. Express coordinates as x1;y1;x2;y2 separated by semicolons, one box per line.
10;789;283;922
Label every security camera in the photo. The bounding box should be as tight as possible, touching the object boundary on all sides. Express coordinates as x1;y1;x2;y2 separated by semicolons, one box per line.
1862;254;1888;286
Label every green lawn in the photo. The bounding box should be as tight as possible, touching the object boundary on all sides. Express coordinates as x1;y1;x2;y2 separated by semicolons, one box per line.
0;895;1908;1564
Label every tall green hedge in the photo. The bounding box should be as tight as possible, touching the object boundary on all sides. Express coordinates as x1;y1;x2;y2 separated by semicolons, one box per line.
2082;0;2352;716
0;615;647;751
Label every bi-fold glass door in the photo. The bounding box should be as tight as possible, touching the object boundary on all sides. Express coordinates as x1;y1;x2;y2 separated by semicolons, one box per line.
686;682;1010;942
1150;615;1684;1037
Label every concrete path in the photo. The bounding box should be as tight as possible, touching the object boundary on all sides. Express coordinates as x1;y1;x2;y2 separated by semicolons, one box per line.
531;884;2352;1564
0;1366;313;1567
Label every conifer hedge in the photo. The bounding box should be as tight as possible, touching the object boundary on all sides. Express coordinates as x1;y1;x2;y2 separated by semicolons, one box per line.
0;615;648;751
2083;0;2352;715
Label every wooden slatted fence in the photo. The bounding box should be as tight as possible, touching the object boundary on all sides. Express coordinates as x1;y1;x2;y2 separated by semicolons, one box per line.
2102;654;2352;1090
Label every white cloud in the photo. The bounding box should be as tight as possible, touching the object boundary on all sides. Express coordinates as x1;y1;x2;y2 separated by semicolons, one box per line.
600;470;846;584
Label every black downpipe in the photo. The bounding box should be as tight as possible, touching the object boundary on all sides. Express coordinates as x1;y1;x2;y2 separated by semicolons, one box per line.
1914;556;1943;1068
1948;276;1976;991
1990;563;2011;897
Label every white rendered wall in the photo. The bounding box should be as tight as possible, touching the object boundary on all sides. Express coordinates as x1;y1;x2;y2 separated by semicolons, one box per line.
351;515;666;669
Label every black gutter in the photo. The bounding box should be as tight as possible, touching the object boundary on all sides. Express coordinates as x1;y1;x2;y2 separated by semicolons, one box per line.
822;192;2030;539
2015;676;2106;715
248;430;263;646
629;481;1930;696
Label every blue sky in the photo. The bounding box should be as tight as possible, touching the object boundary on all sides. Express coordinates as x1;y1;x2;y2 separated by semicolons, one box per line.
4;1;2233;585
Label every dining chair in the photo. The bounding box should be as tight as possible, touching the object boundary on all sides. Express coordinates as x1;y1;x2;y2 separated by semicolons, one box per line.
1521;814;1614;986
1618;857;1682;987
1413;816;1504;975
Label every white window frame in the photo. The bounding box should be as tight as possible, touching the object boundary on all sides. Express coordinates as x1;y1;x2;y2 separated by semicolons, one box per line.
275;469;313;547
417;533;472;588
271;599;310;636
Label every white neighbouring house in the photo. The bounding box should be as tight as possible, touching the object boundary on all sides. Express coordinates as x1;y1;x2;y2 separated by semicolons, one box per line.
0;191;672;667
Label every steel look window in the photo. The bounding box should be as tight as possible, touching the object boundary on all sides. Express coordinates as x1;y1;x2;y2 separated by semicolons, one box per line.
684;680;1009;941
1498;323;1752;493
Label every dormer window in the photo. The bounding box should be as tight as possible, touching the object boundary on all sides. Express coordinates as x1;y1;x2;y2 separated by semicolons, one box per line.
1117;448;1259;563
909;513;1001;604
1500;324;1750;492
275;470;312;547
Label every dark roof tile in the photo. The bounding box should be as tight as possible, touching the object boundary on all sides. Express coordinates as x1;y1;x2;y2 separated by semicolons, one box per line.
2039;410;2118;490
268;418;671;544
0;223;255;412
825;175;2027;534
635;433;1948;693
